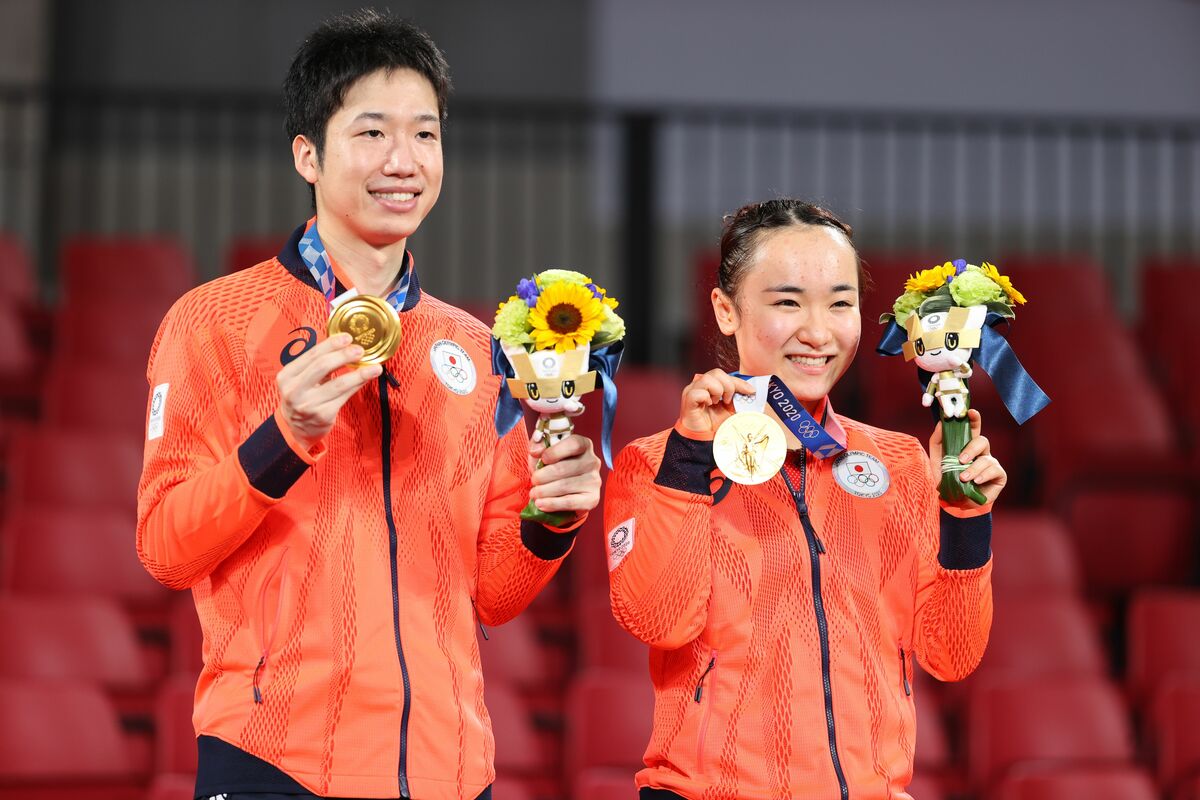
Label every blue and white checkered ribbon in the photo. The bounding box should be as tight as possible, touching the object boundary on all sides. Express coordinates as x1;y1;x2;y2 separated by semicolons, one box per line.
298;219;412;311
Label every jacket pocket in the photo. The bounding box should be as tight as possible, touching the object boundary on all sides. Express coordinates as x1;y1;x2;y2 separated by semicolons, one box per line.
694;650;718;771
252;547;290;704
899;645;912;698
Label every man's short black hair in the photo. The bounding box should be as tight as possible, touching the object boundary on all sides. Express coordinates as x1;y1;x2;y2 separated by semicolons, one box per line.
283;8;452;159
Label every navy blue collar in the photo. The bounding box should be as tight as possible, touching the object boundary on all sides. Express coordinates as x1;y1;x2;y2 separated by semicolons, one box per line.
277;221;422;312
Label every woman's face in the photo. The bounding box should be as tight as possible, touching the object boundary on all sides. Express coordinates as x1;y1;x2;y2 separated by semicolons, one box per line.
713;225;861;412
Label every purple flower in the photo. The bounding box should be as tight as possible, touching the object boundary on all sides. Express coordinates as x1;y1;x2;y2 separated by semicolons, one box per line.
516;277;540;307
952;259;968;273
585;282;604;300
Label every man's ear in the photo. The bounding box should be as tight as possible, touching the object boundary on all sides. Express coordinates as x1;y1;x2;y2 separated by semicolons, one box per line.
712;288;740;336
292;135;320;185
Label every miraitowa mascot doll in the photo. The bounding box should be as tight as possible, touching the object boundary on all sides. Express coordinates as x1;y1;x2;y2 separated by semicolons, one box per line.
491;269;625;526
878;260;1050;504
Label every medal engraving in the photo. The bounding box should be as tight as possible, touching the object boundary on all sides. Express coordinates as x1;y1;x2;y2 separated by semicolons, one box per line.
328;294;401;365
713;411;787;485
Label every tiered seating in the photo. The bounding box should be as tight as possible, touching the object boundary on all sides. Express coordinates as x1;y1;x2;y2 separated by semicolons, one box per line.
992;764;1159;800
0;679;139;799
966;676;1135;792
565;668;653;799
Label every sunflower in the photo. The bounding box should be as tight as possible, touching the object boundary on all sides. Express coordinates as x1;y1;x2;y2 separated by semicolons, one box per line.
904;263;957;294
980;262;1027;305
529;281;605;352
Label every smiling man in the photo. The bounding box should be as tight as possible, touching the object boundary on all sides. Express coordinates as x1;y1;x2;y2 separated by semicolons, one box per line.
136;10;601;800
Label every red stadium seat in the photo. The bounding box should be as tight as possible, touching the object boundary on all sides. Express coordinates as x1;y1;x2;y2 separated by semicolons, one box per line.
906;773;945;800
41;361;151;439
0;302;33;378
991;764;1158;800
154;675;197;775
478;612;552;692
224;235;286;274
914;692;951;773
489;775;534;800
60;236;195;310
1128;590;1200;708
146;772;195;800
989;512;1082;598
966;676;1134;791
0;235;37;309
1061;486;1196;594
1000;256;1116;318
52;300;166;368
0;507;166;606
484;681;549;777
1150;677;1200;796
574;768;639;800
565;668;653;790
576;592;648;673
0;595;148;692
969;595;1107;682
168;594;203;677
4;426;143;513
0;679;135;795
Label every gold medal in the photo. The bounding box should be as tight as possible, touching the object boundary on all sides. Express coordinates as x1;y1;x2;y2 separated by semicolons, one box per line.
327;294;402;365
713;411;787;485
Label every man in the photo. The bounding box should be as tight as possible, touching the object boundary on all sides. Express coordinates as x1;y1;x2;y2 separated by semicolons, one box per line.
136;10;600;800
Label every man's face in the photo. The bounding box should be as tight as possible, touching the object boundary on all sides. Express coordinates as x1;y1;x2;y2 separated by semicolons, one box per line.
293;68;443;249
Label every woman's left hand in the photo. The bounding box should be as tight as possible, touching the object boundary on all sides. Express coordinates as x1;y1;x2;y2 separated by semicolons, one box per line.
928;408;1007;507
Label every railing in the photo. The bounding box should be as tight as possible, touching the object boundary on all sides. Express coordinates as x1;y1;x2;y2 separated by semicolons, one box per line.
2;86;1198;363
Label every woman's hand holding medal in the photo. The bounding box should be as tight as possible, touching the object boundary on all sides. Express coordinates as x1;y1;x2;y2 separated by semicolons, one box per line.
679;370;757;435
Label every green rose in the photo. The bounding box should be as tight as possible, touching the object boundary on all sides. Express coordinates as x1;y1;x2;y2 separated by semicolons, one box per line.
492;297;532;346
892;290;925;325
594;305;626;345
537;268;591;286
949;267;1002;306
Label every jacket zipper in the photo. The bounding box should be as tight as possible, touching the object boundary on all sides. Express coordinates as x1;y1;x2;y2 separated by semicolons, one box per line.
380;371;412;799
694;651;717;770
900;647;911;697
252;547;290;704
780;452;849;800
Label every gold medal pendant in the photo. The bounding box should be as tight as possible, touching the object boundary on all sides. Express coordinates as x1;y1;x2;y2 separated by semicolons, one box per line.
327;294;402;366
713;411;787;485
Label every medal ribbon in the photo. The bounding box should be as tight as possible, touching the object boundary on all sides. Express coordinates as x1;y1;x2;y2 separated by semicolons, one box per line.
298;219;412;311
731;373;847;460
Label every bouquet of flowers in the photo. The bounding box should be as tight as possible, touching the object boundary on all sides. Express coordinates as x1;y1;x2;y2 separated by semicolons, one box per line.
492;269;625;525
878;259;1044;504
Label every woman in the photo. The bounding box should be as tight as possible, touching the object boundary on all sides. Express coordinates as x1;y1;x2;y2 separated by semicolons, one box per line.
604;199;1004;800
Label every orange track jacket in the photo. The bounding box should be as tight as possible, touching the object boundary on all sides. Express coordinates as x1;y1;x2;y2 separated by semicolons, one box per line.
605;416;993;800
137;225;577;799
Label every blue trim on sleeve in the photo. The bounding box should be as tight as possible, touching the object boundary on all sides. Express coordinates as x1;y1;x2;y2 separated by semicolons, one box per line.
937;509;992;570
237;415;310;499
520;520;576;561
653;430;717;496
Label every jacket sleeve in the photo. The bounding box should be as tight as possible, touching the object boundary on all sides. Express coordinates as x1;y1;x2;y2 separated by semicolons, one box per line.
606;425;715;650
910;438;994;681
136;297;320;590
473;418;582;626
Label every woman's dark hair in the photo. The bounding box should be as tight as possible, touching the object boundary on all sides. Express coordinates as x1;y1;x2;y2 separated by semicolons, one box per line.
713;198;869;370
283;9;452;160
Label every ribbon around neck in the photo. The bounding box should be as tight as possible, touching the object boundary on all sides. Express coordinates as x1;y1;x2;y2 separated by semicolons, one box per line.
875;313;1051;425
298;218;412;310
491;340;625;468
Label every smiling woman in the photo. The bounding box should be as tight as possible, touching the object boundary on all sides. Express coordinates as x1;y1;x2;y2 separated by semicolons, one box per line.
603;197;1006;800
